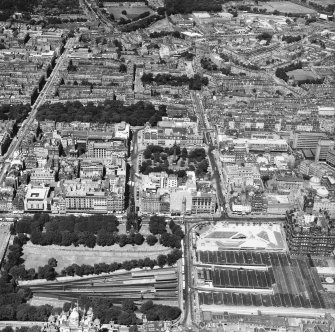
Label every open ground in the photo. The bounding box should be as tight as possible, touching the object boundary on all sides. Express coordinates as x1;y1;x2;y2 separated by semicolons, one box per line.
21;220;173;273
148;18;175;32
308;0;335;5
257;1;316;14
105;5;154;19
23;241;170;273
0;222;11;265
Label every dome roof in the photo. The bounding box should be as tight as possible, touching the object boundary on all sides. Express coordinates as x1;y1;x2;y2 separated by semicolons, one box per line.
69;308;79;320
310;176;321;184
317;187;329;198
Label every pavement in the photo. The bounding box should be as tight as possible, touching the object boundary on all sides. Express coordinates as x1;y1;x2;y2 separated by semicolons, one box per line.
0;222;12;267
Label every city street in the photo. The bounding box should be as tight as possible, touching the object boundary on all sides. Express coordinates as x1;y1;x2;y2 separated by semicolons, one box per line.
191;91;227;216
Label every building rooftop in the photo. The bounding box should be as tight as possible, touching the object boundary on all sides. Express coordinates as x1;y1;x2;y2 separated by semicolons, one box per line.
196;222;286;251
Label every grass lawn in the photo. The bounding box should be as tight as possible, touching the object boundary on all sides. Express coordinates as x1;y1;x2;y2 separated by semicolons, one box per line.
258;1;316;14
23;240;169;273
309;0;335;5
105;5;154;19
148;18;174;32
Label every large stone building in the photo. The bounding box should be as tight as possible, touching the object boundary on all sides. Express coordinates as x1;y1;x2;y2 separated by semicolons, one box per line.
284;210;335;256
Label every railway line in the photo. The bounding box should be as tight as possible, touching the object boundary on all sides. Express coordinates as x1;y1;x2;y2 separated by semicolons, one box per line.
20;267;179;304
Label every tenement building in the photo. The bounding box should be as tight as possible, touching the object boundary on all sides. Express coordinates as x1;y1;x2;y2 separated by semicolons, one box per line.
284;210;335;256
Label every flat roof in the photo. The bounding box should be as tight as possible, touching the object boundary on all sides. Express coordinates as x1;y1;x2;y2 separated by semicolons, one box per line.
26;186;49;199
196;222;286;251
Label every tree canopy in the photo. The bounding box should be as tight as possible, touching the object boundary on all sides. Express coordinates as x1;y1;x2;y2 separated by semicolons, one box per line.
140;300;181;321
0;104;31;123
37;100;166;126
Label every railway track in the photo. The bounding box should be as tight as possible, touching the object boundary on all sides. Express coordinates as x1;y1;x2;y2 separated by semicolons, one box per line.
23;267;180;303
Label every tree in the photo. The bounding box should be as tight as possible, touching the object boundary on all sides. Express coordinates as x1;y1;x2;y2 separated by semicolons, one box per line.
37;100;161;127
140;301;181;321
133;233;144;245
119;63;127;73
17;287;32;302
143;148;152;159
149;216;167;235
157;254;167;268
30;231;42;245
129;326;138;332
119;234;129;247
122;260;133;271
78;232;96;248
157;7;165;15
9;265;27;280
63;302;71;312
181;147;188;159
37;265;57;281
196;159;209;176
97;231;116;246
140;300;154;313
121;10;127;15
0;306;15;321
122;299;137;313
146;234;158;246
48;258;58;268
167;249;182;265
1;327;14;332
160;233;181;249
26;268;36;280
118;312;136;325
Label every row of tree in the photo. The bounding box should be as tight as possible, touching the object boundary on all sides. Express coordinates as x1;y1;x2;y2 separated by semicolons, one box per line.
165;0;222;14
60;249;182;277
275;61;303;82
150;31;184;39
28;229;156;248
75;297;180;325
37;100;167;126
0;0;37;19
282;35;302;44
297;77;325;86
7;234;182;281
235;5;267;13
120;14;163;32
201;57;218;71
14;213;184;249
0;233;64;322
42;0;80;14
1;326;42;332
0;302;57;322
78;297;139;325
14;214;119;235
47;16;87;24
304;0;335;13
142;73;209;90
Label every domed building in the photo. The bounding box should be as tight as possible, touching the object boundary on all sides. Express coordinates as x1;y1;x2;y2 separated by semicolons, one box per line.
310;176;321;186
46;307;101;332
317;187;329;198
